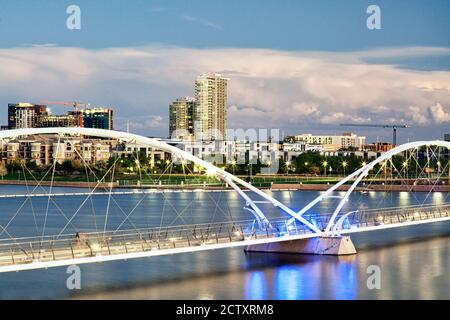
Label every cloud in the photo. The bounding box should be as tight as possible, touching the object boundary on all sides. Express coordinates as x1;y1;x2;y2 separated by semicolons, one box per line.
429;103;450;123
181;15;223;30
408;106;430;126
0;45;449;140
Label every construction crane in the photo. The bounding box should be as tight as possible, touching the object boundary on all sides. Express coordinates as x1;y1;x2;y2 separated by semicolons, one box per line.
40;101;90;112
340;123;410;146
40;101;91;128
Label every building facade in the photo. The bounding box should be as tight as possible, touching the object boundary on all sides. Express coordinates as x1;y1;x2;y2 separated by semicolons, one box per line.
0;136;113;165
169;97;197;141
287;132;366;151
444;134;450;142
8;103;114;130
69;108;114;130
40;114;81;128
195;73;228;141
8;103;48;129
364;142;395;152
113;141;169;163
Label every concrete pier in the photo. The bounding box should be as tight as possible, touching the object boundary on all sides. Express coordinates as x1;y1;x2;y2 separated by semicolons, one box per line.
244;236;357;256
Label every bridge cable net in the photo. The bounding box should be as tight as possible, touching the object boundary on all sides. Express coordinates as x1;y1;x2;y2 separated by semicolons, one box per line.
298;142;450;235
0;130;315;271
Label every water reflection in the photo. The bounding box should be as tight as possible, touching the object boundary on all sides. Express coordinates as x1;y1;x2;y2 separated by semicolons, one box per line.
63;233;450;300
245;272;268;300
1;186;450;299
399;191;410;207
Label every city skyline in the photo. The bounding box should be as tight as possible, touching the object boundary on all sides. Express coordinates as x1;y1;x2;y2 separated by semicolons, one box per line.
0;1;449;142
7;103;114;130
2;1;450;304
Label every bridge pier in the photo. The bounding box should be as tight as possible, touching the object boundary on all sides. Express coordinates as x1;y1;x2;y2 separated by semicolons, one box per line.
244;236;357;256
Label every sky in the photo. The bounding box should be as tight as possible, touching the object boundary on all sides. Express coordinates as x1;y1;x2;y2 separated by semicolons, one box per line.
0;0;449;142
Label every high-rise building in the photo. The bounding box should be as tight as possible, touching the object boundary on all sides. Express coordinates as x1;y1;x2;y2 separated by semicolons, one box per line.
69;108;114;130
8;103;114;130
8;103;48;129
195;73;228;141
40;114;81;128
444;134;450;142
169;97;196;140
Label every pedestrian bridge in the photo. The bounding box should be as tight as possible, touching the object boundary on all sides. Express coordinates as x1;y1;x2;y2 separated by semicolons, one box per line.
0;128;449;272
1;203;450;272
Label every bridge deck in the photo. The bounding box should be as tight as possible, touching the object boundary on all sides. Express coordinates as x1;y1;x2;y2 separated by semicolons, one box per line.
1;204;450;272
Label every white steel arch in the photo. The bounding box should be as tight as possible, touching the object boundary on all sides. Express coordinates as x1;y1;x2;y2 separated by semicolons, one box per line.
294;140;450;234
0;127;321;233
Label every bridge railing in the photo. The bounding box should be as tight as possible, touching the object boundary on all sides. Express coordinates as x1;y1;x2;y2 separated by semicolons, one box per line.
0;216;315;268
1;203;450;268
335;203;450;231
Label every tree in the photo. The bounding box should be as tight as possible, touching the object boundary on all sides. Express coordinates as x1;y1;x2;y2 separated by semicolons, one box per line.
308;166;320;175
293;151;325;174
0;162;7;180
7;160;21;173
94;160;108;175
61;159;75;173
27;160;38;172
72;159;83;172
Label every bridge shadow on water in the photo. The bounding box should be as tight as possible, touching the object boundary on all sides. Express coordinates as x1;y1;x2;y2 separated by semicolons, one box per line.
70;221;450;299
70;245;360;300
351;220;450;251
2;220;449;299
70;251;339;299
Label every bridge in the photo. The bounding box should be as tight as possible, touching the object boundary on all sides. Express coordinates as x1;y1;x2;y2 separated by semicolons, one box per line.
0;128;449;272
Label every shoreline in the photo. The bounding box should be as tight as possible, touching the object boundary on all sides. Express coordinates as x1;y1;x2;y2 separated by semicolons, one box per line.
0;179;448;192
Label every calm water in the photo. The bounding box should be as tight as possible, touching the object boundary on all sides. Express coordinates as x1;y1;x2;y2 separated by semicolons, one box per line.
0;185;449;299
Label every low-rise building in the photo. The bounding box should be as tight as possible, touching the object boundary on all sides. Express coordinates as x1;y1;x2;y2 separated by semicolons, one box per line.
286;132;366;151
364;142;395;152
113;140;169;163
0;135;114;165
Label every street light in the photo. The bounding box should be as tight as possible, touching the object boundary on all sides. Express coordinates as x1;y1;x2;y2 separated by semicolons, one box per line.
286;161;291;175
231;160;236;175
206;167;217;176
342;161;348;177
322;161;328;176
402;160;408;179
248;163;253;181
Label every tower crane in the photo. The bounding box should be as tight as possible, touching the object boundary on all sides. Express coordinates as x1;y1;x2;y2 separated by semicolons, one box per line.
340;123;410;146
40;101;91;127
40;101;90;111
